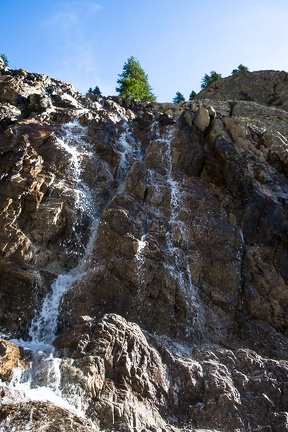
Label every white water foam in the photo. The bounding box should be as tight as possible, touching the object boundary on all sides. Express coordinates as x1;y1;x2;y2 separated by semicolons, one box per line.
114;124;142;192
136;234;147;257
29;120;96;345
135;234;148;285
2;119;143;424
56;120;93;210
1;119;99;420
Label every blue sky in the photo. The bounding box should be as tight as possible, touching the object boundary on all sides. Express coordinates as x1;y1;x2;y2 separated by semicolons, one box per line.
1;0;288;102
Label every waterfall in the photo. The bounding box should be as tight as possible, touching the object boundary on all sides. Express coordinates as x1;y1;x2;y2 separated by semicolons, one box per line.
134;124;205;339
163;128;205;339
1;120;97;419
135;234;148;285
114;123;142;192
29;120;96;345
0;118;144;422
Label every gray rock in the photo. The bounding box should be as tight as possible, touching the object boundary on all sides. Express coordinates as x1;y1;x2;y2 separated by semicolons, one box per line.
193;106;210;131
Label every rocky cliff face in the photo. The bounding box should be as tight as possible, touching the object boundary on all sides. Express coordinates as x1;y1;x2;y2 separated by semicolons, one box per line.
1;57;288;431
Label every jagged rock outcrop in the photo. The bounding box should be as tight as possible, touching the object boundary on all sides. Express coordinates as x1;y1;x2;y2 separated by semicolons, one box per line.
197;70;288;110
53;313;288;431
1;59;288;432
0;397;97;431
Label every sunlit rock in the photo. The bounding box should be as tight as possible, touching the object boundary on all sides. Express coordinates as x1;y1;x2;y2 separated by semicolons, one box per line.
0;339;29;381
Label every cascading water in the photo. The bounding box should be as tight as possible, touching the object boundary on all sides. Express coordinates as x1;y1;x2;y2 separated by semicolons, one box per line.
29;120;97;345
114;123;142;192
1;119;144;424
163;127;205;339
1;120;99;422
135;124;205;339
135;234;148;285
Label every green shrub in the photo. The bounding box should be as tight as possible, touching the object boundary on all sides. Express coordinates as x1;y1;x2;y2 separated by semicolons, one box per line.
201;71;222;89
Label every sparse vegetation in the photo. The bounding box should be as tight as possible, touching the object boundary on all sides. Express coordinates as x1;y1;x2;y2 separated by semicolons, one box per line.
172;91;185;103
189;90;197;101
267;85;282;106
239;91;254;101
231;64;249;75
0;53;9;66
267;95;282;106
86;86;102;96
201;71;222;89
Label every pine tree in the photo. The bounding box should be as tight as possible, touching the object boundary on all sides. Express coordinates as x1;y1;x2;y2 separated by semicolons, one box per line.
86;85;102;96
189;90;197;101
172;91;185;103
116;56;156;101
201;71;222;89
0;53;9;66
231;64;249;75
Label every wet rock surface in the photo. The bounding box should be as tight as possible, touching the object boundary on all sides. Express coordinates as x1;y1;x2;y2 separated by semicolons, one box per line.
1;61;288;431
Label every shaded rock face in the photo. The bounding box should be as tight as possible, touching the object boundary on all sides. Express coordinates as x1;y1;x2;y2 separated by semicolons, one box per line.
0;61;288;431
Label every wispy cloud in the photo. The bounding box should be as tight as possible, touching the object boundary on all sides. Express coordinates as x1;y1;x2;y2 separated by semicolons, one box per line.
44;1;101;31
42;1;106;94
69;0;101;15
45;12;77;31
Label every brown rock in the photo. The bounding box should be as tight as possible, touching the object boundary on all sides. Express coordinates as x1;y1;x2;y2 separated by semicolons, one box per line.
0;339;29;381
